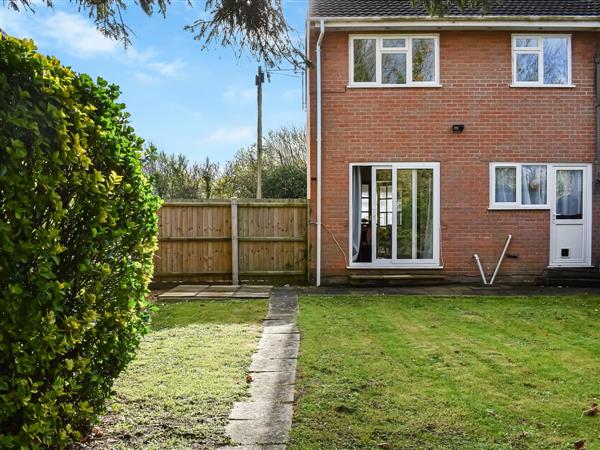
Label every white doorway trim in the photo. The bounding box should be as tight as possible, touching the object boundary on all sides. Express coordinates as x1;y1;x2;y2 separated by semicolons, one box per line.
548;163;593;267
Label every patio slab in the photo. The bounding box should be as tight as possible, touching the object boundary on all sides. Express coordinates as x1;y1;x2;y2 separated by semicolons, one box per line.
158;285;208;298
158;284;273;300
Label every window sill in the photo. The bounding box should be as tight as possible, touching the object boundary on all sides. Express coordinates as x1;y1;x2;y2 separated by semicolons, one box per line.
509;84;576;89
347;263;443;269
488;206;550;211
347;84;443;89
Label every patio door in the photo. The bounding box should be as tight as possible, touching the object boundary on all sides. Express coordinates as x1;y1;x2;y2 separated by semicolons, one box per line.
371;163;440;267
549;165;592;267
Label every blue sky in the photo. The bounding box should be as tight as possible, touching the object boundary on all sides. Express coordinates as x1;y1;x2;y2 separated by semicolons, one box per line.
1;0;307;164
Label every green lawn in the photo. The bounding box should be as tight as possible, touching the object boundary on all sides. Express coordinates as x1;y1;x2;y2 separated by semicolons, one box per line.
85;299;267;449
290;295;600;450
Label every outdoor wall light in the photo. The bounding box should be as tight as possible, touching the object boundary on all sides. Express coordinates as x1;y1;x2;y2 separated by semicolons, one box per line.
452;124;465;133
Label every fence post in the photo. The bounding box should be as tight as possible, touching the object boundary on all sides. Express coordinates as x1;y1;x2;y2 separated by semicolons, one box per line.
231;197;239;286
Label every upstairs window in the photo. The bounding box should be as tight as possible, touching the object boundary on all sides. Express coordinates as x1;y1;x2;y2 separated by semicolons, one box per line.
350;35;440;87
512;35;571;87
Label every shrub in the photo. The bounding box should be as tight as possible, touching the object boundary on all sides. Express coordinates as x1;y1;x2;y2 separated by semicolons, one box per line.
0;36;160;448
263;165;307;199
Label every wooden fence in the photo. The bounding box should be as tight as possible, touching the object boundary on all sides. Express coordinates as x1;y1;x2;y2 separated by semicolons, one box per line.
153;199;309;285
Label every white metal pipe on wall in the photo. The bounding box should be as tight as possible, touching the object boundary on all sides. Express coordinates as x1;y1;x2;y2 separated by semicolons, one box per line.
490;234;512;285
316;20;325;287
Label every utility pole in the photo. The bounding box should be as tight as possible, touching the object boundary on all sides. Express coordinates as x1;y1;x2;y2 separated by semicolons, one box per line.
255;65;265;199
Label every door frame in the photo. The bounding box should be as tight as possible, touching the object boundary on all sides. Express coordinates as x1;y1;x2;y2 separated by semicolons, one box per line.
348;162;441;269
548;163;593;268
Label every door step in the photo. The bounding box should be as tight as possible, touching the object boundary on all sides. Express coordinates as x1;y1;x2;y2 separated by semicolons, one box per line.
540;267;600;287
349;274;447;286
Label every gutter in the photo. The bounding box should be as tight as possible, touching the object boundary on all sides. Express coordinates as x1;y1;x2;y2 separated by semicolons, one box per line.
316;19;325;287
308;14;600;23
307;16;600;30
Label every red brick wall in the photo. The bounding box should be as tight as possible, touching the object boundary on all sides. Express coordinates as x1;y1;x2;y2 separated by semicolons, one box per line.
307;29;600;283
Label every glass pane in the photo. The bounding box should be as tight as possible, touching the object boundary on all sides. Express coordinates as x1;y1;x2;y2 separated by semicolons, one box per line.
396;170;413;259
382;53;407;84
383;38;406;48
516;53;539;82
412;38;435;82
522;165;547;205
495;167;517;203
376;169;392;259
416;169;434;259
544;37;568;85
353;39;376;83
556;170;583;219
516;37;539;48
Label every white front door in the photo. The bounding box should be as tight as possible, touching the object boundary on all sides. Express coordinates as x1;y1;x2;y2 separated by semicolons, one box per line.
549;165;592;267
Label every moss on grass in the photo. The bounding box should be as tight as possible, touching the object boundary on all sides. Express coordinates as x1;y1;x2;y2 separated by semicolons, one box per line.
84;299;267;449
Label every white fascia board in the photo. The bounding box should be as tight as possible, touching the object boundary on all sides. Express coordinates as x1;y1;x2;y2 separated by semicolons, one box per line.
308;16;600;30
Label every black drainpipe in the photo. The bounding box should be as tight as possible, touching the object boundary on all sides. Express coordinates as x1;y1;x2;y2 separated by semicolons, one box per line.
596;47;600;182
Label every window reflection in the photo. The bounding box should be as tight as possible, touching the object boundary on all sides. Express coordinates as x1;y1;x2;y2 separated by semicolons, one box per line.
353;39;376;83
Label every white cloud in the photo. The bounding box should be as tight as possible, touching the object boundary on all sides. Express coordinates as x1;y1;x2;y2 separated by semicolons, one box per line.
223;86;255;105
134;72;160;86
125;46;159;65
198;126;254;146
146;59;186;77
1;9;185;81
39;11;119;57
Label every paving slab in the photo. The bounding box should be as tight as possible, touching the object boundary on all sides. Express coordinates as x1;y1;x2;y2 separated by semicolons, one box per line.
205;285;240;292
249;382;295;403
225;419;290;445
233;291;271;299
222;288;299;449
196;290;238;298
249;356;297;373
255;346;298;359
229;401;293;420
158;285;208;298
239;285;274;291
258;333;300;344
249;371;296;386
261;324;299;334
221;446;286;450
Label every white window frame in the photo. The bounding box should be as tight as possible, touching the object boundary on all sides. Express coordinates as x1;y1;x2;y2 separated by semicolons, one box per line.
489;162;550;210
349;35;441;88
511;34;573;87
348;162;441;269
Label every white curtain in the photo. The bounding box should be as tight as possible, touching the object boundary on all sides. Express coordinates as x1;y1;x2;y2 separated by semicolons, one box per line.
495;167;516;202
522;165;547;205
351;167;362;261
556;170;583;217
418;170;434;259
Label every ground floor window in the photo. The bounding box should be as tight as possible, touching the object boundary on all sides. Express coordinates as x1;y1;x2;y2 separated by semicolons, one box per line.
350;163;440;268
490;163;549;209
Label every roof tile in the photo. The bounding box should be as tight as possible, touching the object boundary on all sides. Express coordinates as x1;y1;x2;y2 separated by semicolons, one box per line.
309;0;600;18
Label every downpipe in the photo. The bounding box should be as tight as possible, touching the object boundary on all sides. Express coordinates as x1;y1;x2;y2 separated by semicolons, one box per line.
316;20;325;287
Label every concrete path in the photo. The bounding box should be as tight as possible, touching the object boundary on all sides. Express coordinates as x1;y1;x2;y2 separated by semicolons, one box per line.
222;288;299;450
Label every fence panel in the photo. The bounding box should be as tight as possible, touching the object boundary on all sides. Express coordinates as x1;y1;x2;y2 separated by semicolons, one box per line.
153;199;308;284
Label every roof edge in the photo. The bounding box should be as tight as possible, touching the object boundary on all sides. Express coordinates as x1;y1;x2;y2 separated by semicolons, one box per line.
308;15;600;22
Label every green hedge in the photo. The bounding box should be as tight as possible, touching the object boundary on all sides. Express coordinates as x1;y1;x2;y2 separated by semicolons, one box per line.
0;36;160;448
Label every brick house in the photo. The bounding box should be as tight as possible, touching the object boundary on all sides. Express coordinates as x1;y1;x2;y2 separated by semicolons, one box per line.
306;0;600;285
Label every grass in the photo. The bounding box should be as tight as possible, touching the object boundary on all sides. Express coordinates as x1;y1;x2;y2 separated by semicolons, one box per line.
290;295;600;450
85;299;267;450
